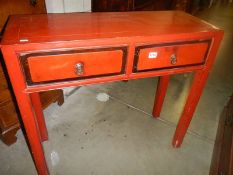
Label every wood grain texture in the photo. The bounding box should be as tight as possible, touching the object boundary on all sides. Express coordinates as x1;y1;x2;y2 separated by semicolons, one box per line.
92;0;193;12
40;90;64;109
210;95;233;175
0;0;46;31
92;0;134;12
0;60;20;145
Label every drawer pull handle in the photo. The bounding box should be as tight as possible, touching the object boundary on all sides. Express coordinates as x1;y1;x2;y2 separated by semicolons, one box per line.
170;54;177;65
75;62;84;76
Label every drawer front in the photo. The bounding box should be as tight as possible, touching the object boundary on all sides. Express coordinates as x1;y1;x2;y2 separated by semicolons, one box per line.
133;40;210;72
21;47;127;84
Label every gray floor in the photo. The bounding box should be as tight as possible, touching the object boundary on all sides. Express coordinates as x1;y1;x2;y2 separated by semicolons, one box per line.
0;4;233;175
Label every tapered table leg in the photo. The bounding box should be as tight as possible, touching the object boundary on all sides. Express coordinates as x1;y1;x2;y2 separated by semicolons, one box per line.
172;70;208;148
152;75;170;118
30;92;48;141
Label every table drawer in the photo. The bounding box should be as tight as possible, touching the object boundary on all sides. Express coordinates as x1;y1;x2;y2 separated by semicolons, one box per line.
133;40;210;72
21;47;127;84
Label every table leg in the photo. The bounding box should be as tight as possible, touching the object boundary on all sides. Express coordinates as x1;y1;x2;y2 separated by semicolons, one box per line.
2;48;49;175
19;93;49;174
30;92;48;142
152;75;170;118
172;70;208;148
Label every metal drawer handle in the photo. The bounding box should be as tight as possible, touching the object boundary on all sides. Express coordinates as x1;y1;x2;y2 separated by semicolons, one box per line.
75;62;84;76
170;54;177;65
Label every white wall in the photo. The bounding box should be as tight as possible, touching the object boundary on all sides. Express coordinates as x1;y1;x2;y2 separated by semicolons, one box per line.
45;0;91;13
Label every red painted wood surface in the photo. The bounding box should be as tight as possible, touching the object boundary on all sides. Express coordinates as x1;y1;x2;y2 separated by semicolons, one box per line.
1;46;49;175
153;75;170;118
0;11;223;175
2;11;218;45
30;93;48;141
27;50;123;82
137;42;209;70
172;33;223;147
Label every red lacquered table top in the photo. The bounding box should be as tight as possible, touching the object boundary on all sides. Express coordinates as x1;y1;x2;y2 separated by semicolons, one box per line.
1;11;219;45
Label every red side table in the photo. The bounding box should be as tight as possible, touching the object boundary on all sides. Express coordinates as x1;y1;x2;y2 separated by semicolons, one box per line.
0;11;223;175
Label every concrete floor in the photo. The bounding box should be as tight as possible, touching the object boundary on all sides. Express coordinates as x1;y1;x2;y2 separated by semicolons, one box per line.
0;3;233;175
